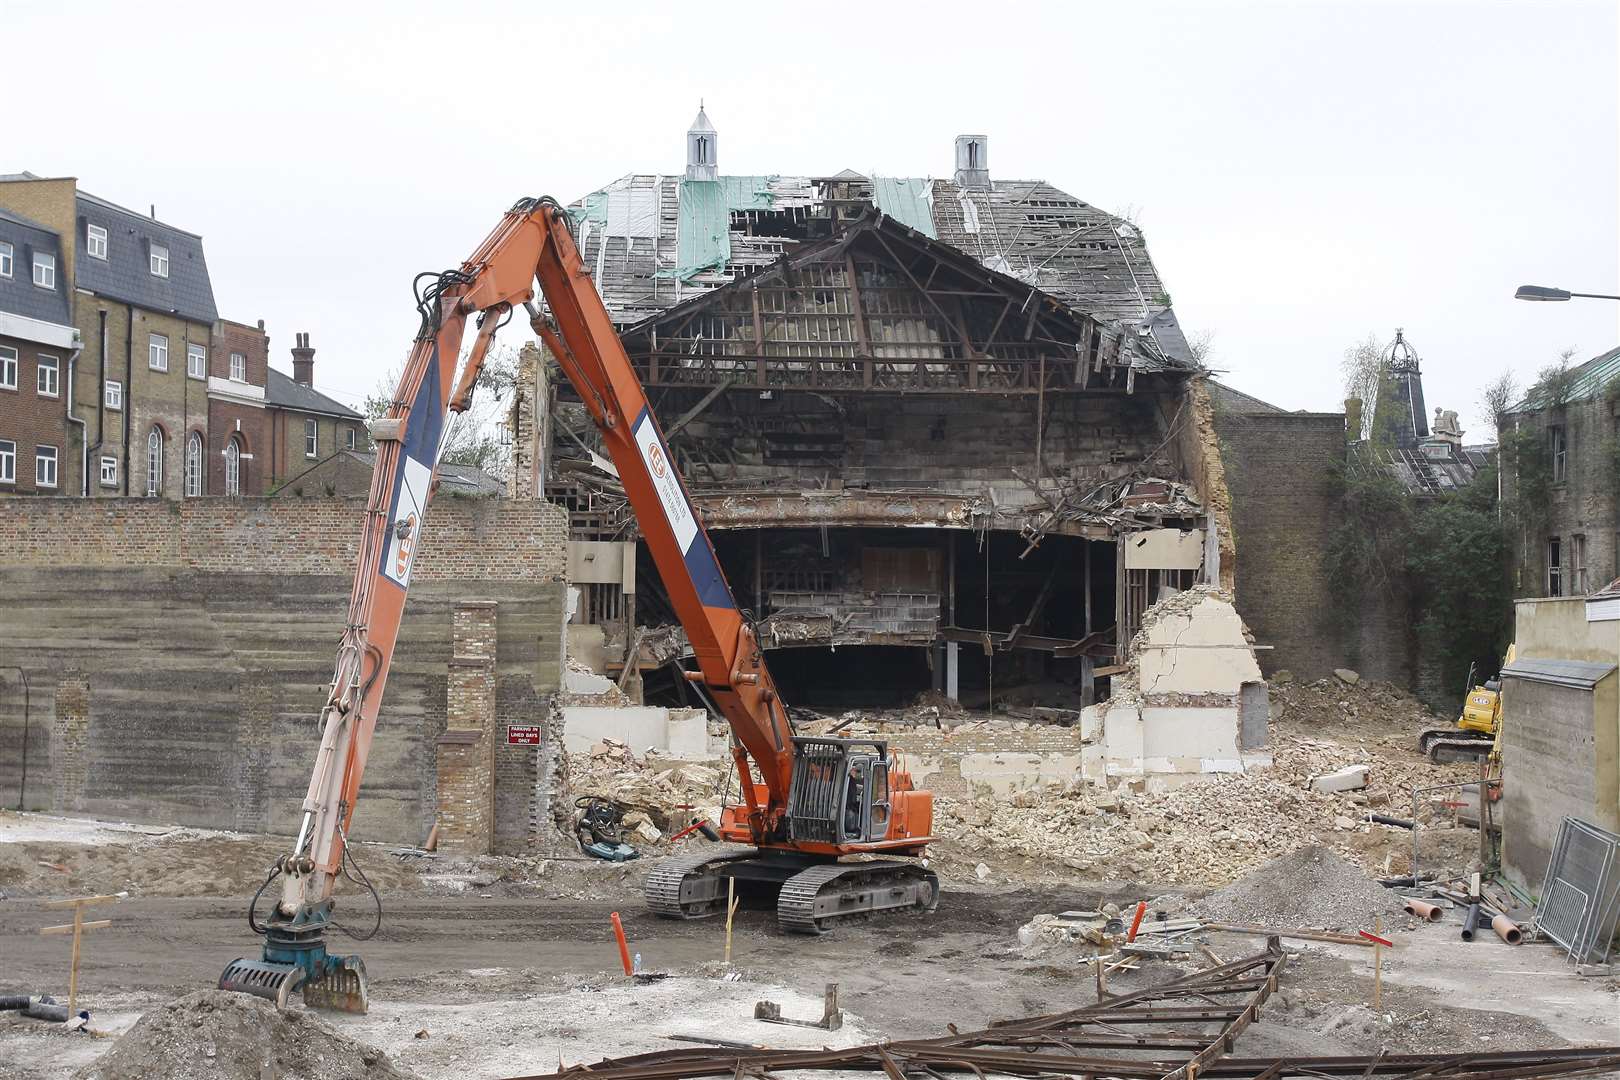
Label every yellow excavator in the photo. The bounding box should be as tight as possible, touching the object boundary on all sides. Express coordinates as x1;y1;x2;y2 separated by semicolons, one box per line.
1418;648;1512;765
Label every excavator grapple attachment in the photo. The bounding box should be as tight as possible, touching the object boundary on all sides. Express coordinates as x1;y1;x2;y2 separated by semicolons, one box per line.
218;958;306;1010
219;953;369;1013
301;955;370;1014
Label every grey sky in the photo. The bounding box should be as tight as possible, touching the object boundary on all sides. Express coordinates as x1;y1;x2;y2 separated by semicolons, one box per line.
10;0;1617;439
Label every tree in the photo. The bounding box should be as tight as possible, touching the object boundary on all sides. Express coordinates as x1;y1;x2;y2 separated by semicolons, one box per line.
363;344;519;483
1477;370;1519;441
1340;333;1385;441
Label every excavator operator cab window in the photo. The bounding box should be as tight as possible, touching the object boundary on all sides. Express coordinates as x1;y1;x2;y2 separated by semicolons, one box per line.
840;755;892;843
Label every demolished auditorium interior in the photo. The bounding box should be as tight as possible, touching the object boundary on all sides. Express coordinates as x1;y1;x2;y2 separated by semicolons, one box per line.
512;113;1229;713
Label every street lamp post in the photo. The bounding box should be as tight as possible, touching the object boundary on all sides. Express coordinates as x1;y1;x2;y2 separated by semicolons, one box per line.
1515;285;1620;302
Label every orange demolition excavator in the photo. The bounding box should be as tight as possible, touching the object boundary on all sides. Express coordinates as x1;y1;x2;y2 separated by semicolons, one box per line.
219;199;936;1013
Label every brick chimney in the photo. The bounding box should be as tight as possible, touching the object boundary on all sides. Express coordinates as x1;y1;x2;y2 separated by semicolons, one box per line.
291;332;315;387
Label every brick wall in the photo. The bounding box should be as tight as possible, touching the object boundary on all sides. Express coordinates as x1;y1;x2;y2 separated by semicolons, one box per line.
436;601;497;854
208;320;271;496
0;496;568;580
0;332;71;494
50;671;89;812
71;302;131;498
1216;407;1411;684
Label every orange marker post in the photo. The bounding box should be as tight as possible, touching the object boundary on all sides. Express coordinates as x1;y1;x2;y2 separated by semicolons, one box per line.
610;911;633;977
1126;901;1148;943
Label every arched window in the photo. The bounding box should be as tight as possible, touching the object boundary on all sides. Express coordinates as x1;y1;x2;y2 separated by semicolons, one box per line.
224;437;241;497
185;431;204;497
146;426;165;497
695;135;708;164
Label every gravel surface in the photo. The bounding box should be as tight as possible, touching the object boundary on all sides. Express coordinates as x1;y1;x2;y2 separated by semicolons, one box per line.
1190;844;1403;931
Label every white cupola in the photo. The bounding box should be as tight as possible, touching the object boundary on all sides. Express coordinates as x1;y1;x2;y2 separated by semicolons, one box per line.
686;104;718;182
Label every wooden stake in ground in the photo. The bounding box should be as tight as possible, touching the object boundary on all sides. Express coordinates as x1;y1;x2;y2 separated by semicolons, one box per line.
1372;914;1383;1010
723;877;739;968
40;893;121;1019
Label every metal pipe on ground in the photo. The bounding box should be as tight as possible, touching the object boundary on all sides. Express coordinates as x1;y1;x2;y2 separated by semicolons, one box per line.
1401;898;1442;922
1368;813;1415;830
1492;914;1524;945
1461;903;1483;941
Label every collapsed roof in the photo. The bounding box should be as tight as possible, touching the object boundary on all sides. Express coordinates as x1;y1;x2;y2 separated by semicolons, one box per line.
567;171;1198;368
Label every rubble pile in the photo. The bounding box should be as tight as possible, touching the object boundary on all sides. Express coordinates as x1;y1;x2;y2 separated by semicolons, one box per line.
75;991;416;1080
561;658;634;708
929;675;1478;887
564;738;727;837
1190;844;1403;930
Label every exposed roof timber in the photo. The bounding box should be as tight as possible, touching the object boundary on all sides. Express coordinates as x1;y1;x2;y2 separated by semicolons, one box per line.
618;213;1193;387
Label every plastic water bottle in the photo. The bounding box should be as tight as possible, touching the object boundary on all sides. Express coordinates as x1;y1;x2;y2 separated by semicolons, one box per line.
633;952;643;975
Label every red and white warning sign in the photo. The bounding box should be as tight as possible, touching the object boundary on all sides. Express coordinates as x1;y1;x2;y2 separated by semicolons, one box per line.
506;725;542;746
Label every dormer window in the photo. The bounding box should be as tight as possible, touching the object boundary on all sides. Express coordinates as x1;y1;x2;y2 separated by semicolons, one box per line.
32;253;55;289
150;243;169;278
87;223;108;260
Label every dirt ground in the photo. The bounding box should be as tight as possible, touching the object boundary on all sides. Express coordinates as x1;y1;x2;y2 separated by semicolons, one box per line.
3;818;1617;1080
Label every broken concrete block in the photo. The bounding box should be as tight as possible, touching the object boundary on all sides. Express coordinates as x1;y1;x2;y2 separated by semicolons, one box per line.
1310;764;1370;793
975;862;991;881
1333;816;1357;831
1333;668;1361;686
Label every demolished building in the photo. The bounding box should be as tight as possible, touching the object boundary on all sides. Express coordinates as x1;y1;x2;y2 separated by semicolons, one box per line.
512;111;1234;715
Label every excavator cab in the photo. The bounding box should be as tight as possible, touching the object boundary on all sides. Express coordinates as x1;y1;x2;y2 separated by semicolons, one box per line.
788;737;895;844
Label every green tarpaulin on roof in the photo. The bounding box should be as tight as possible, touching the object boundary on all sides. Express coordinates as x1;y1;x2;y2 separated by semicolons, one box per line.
568;191;608;229
721;176;776;211
668;179;729;279
872;177;936;237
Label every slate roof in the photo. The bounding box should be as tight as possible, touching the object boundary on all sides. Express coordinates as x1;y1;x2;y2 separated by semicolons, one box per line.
1207;379;1285;415
0;206;72;328
1499;657;1617;690
300;449;503;497
73;190;218;324
1349;439;1493;497
265;367;362;419
1511;344;1620;411
567;171;1193;364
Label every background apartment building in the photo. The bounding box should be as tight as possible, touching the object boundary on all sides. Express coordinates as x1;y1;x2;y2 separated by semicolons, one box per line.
0;205;79;494
0;173;220;498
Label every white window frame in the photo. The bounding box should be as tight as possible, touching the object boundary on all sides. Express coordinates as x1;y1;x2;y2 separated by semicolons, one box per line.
87;223;108;260
36;354;59;398
304;418;318;458
0;241;12;278
99;455;118;487
1547;536;1563;597
105;379;123;409
32;252;55;289
186;342;207;380
150;243;169;278
1550;425;1569;484
0;440;14;483
146;426;165;497
230;352;246;382
0;345;16;389
185;431;204;497
224;438;241;497
149;333;168;371
35;445;57;489
345;426;356;450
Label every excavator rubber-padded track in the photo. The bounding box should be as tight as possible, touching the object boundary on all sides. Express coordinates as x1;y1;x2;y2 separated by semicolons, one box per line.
776;860;939;935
